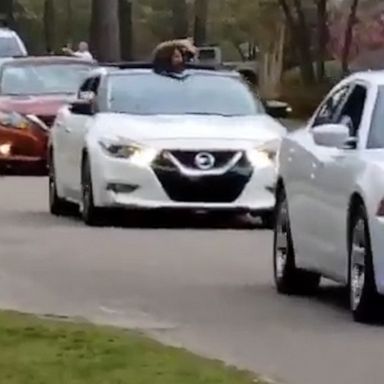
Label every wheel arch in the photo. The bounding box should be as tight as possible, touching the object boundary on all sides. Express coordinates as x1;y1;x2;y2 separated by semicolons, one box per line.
347;192;365;252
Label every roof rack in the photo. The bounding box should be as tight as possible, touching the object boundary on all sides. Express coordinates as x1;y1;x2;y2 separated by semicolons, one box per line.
99;61;222;71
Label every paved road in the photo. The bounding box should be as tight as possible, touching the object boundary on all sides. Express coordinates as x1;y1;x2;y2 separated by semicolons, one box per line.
1;177;384;384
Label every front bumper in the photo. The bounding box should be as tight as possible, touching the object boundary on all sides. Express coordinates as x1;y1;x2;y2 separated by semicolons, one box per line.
0;155;47;174
91;150;276;213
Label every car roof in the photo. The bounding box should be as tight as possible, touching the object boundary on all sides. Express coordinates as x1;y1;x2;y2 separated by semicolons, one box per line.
344;70;384;86
0;56;97;67
0;28;18;38
91;62;240;79
109;68;239;77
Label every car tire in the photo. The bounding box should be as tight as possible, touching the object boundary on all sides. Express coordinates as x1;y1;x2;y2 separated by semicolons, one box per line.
349;204;381;323
273;187;321;295
81;156;103;226
49;152;75;216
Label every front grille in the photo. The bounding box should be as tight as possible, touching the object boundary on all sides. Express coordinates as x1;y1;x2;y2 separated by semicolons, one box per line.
152;151;253;203
37;115;55;128
169;150;237;169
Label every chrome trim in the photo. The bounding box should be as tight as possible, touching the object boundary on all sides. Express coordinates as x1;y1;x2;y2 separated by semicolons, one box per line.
165;151;243;176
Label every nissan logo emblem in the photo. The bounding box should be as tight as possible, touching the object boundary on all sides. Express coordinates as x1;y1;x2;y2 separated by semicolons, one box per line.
194;152;215;170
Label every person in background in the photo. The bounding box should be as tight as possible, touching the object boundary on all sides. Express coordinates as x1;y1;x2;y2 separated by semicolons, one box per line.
62;41;94;61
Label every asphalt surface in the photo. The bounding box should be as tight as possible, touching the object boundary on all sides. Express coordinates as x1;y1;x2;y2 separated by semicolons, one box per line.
2;176;384;384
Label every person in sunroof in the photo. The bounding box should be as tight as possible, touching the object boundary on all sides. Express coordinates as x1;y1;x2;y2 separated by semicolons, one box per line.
152;39;197;74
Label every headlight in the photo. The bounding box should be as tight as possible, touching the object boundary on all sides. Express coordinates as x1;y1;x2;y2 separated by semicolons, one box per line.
99;138;157;166
247;139;281;167
0;143;11;156
0;111;29;129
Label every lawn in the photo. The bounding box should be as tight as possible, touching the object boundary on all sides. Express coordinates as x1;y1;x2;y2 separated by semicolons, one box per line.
0;311;265;384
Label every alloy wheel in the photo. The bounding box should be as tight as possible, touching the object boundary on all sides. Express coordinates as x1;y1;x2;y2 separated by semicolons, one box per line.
275;200;288;280
350;219;366;311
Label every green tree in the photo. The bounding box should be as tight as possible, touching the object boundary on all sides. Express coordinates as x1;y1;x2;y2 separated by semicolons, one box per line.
194;0;208;46
171;0;188;38
341;0;359;74
91;0;120;61
43;0;55;52
119;0;133;60
0;0;14;26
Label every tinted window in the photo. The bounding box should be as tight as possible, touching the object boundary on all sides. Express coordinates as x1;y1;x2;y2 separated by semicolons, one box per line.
0;37;24;57
367;86;384;148
107;72;264;116
312;86;350;127
0;63;94;95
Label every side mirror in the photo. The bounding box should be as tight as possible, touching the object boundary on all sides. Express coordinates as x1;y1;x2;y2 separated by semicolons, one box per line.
265;100;292;119
70;100;93;115
312;123;350;148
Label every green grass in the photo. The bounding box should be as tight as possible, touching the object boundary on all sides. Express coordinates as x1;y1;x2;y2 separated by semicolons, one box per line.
0;311;265;384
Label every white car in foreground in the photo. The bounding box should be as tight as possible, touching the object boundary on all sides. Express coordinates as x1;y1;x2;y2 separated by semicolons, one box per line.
274;70;384;322
48;64;287;226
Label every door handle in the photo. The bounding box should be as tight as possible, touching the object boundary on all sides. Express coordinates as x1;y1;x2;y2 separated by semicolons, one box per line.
64;126;72;133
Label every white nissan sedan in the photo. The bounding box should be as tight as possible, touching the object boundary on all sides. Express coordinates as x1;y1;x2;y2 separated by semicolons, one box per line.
48;63;287;226
274;70;384;323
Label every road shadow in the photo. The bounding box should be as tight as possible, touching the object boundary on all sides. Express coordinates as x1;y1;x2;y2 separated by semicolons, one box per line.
77;210;269;231
255;281;384;326
2;208;271;231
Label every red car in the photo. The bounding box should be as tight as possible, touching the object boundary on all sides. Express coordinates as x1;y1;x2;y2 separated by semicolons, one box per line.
0;56;96;174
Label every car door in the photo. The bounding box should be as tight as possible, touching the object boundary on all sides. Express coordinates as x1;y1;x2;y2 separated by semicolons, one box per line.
51;104;73;194
66;76;101;200
291;84;352;272
310;83;369;281
58;77;95;199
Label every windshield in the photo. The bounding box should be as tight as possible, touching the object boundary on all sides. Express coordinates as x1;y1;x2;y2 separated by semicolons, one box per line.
368;86;384;148
108;72;264;116
0;63;93;95
0;36;24;57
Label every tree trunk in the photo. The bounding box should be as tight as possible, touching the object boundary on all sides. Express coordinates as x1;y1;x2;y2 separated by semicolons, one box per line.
292;0;315;84
43;0;55;53
278;0;315;85
119;0;133;61
90;0;121;62
260;25;286;99
341;0;359;74
171;0;188;38
0;0;14;27
65;0;73;44
194;0;208;46
316;0;327;82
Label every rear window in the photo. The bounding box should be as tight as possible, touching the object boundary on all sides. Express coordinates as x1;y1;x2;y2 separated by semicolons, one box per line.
0;36;25;58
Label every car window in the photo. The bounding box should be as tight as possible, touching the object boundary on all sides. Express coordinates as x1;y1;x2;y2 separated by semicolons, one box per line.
106;72;265;116
0;36;24;57
367;85;384;148
312;86;350;127
0;63;94;95
78;76;101;102
335;84;367;137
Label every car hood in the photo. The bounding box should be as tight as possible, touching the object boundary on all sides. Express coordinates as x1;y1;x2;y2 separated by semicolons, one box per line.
0;94;75;116
95;113;287;149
